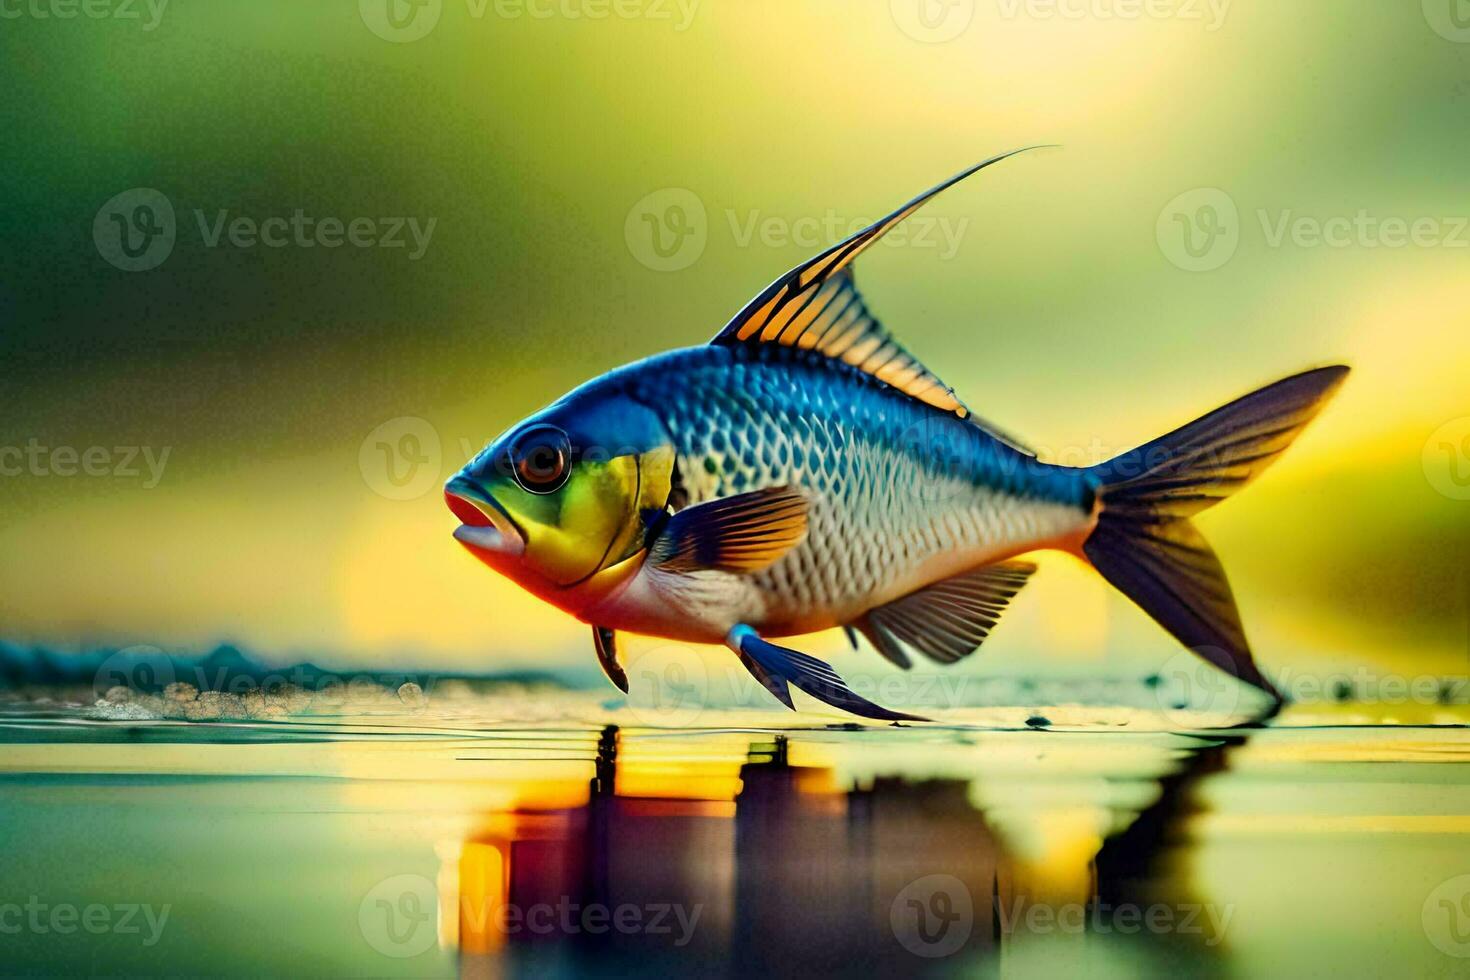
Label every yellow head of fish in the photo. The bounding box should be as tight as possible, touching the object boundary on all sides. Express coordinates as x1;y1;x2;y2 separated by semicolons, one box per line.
443;381;674;613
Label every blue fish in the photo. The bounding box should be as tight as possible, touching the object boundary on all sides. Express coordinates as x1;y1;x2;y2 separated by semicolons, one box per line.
445;150;1348;721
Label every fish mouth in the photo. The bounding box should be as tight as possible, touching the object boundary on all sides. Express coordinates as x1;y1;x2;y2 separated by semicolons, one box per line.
444;475;525;558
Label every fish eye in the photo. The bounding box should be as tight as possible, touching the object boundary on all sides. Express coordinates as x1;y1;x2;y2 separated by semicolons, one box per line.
507;424;572;495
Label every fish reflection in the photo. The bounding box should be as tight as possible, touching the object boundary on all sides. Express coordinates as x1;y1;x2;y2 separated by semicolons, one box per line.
443;726;1231;976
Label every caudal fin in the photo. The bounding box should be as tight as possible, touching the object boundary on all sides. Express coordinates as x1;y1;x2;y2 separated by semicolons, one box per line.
1084;365;1350;705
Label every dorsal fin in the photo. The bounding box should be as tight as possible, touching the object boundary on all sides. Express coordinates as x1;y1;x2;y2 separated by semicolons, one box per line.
709;147;1047;451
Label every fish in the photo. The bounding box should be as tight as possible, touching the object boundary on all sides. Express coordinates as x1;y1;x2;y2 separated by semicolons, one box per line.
444;149;1349;722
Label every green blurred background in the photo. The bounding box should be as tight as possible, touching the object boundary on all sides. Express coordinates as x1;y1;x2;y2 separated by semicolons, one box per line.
1;0;1467;686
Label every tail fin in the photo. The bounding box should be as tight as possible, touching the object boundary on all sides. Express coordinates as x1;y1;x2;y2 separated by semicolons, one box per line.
1084;365;1350;705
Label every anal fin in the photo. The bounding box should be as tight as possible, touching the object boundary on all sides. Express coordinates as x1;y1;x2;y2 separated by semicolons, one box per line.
858;560;1036;665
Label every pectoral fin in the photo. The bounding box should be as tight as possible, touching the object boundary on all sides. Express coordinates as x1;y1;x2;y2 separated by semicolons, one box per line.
856;560;1036;665
649;486;808;574
592;625;628;693
726;625;927;723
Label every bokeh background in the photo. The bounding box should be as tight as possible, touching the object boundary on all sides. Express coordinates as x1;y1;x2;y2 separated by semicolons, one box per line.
2;0;1468;689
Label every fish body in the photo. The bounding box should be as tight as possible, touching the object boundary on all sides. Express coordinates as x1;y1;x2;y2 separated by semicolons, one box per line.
444;150;1348;721
569;343;1091;642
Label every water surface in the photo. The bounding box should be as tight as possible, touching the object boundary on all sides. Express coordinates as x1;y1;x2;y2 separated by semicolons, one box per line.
1;684;1467;978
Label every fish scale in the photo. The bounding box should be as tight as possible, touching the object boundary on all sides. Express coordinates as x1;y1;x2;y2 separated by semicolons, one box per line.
622;344;1091;627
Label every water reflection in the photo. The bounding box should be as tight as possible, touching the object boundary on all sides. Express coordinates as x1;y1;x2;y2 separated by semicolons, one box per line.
0;695;1466;978
438;725;1224;977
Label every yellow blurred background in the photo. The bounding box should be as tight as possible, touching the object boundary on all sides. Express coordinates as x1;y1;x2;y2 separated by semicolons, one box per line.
1;0;1467;684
